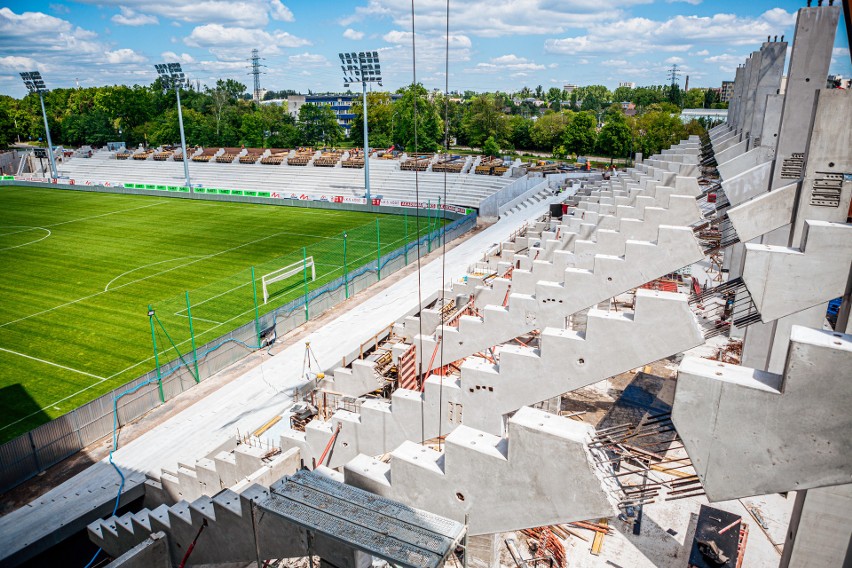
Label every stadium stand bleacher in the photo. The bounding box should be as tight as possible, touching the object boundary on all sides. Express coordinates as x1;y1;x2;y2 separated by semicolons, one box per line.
192;148;219;163
260;149;289;165
400;154;432;171
288;148;314;166
432;154;465;173
314;150;342;167
475;157;503;175
57;148;527;209
239;148;265;164
216;148;242;163
342;149;364;169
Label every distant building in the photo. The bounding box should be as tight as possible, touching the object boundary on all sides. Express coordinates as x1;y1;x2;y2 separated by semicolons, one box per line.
563;84;578;94
618;82;636;89
720;81;735;103
266;93;401;136
619;101;637;116
680;108;728;123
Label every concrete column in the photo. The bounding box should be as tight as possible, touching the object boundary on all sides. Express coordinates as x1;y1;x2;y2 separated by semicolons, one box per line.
789;89;852;245
749;41;787;148
768;5;841;194
760;93;784;150
742;4;841;371
740;50;762;144
779;484;852;568
729;66;745;131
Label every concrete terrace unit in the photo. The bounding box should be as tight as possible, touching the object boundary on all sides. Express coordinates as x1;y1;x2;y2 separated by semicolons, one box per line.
1;3;851;567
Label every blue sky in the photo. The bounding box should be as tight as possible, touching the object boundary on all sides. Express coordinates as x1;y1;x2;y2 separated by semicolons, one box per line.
0;0;849;98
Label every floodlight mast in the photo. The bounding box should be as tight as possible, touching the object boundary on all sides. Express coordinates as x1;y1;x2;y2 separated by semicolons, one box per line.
155;63;192;190
20;72;58;179
339;51;382;205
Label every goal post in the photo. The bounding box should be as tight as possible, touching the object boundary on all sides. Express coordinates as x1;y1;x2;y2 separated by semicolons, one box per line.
261;256;316;304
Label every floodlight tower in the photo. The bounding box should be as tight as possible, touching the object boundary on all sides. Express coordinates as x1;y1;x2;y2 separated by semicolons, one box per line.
20;72;58;179
155;63;192;189
339;51;382;204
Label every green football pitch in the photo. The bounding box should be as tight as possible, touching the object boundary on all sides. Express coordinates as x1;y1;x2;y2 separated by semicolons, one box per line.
0;186;431;443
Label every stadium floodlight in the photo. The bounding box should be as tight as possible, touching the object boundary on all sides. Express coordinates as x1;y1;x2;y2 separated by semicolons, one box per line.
339;51;383;205
155;63;192;190
20;71;58;179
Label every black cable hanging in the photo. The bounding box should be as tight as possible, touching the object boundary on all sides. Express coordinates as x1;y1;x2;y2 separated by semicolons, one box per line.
436;0;450;452
409;0;427;446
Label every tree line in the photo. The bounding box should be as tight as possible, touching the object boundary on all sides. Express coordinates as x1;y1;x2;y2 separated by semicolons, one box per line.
0;79;721;158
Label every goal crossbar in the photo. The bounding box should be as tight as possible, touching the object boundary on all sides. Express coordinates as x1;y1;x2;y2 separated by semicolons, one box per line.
261;256;316;304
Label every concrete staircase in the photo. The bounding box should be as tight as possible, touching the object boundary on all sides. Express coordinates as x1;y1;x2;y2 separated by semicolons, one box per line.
282;288;703;467
90;407;615;565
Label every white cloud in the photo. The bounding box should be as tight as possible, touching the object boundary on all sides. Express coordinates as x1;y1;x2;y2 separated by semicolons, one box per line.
704;53;746;65
833;47;850;58
341;0;656;38
184;23;310;50
0;8;158;94
692;49;710;56
343;28;364;40
761;8;796;27
602;59;628;67
665;56;684;64
667;0;702;4
0;55;39;71
160;51;196;64
75;0;290;28
111;6;158;26
545;10;794;57
288;52;330;67
268;0;294;22
467;53;546;74
105;48;147;64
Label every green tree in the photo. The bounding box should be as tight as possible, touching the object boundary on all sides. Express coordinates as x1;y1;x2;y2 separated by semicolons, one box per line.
632;86;666;108
482;135;500;157
392;83;443;152
349;92;395;144
563;111;597;156
575;85;612;113
612;86;634;103
595;112;631;159
298;103;343;146
635;110;687;156
683;88;706;109
530;111;570;151
0;96;17;147
506;115;534;150
462;94;508;148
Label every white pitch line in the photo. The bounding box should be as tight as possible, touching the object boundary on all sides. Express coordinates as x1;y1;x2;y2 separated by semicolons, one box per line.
0;228;356;330
0;227;52;251
0;346;106;380
104;256;203;291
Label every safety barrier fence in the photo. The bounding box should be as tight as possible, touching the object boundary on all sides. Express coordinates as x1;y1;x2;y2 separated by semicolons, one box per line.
0;212;477;494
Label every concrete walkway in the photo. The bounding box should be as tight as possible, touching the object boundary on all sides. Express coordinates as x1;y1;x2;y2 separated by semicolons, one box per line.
0;195;561;566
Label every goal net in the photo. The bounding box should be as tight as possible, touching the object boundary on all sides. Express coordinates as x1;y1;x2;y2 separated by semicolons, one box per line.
261;256;316;304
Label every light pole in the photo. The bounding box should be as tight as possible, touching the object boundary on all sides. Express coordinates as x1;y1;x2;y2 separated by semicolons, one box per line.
155;63;192;190
339;51;382;204
20;72;58;179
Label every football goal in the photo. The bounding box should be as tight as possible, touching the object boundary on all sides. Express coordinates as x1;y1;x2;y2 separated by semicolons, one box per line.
261;256;316;304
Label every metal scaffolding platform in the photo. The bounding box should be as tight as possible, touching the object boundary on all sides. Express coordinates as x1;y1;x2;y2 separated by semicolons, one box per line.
265;469;465;568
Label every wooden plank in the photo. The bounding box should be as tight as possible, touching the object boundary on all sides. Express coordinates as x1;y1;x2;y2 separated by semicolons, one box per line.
590;519;607;556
